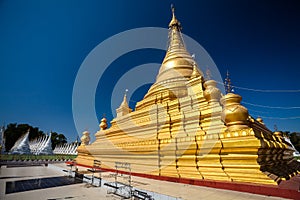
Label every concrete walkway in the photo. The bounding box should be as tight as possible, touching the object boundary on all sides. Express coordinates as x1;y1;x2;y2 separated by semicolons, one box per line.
0;163;289;200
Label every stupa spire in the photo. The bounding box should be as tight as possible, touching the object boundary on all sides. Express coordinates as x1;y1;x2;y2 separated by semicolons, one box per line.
167;4;185;52
190;54;201;79
141;5;203;102
120;89;129;108
154;5;195;83
116;89;132;118
169;4;182;30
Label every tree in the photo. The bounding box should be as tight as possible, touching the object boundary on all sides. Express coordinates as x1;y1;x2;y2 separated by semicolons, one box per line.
289;132;300;152
51;131;67;150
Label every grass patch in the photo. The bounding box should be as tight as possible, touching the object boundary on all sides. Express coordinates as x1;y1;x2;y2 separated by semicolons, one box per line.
0;154;77;161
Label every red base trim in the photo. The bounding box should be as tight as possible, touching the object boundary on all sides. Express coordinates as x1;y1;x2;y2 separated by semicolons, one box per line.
67;162;300;199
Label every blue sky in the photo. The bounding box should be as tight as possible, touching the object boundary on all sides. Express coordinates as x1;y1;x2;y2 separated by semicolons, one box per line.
0;0;299;142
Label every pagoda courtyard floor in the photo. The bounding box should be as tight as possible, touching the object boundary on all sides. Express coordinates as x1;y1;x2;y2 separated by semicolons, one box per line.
0;162;295;200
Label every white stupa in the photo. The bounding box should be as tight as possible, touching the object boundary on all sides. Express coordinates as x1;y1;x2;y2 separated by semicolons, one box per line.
10;129;31;154
53;142;78;155
37;132;53;155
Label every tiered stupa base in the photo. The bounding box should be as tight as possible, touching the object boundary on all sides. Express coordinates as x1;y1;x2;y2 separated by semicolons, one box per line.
75;6;300;199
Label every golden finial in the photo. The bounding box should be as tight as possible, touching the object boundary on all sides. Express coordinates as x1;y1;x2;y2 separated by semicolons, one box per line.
256;117;265;126
80;130;90;146
100;114;107;130
120;89;129;108
224;70;233;94
116;89;132;117
171;4;175;16
169;4;181;30
124;89;128;102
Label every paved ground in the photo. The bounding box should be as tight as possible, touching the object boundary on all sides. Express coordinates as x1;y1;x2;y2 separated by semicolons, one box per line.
0;163;290;200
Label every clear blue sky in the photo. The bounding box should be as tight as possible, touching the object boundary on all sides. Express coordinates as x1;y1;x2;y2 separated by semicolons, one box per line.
0;0;299;142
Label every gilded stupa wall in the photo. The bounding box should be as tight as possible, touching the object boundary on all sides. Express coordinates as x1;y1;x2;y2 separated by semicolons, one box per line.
76;7;300;185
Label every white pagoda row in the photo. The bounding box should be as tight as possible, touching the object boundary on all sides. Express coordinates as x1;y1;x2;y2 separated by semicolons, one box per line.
9;130;53;155
53;142;78;155
8;130;78;155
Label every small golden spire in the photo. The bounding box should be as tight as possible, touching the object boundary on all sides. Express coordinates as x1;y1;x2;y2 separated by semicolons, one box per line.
191;64;201;79
190;54;201;79
120;89;129;108
116;89;132;117
206;68;212;80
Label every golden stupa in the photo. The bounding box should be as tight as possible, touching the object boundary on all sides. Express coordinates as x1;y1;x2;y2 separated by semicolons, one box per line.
76;7;299;185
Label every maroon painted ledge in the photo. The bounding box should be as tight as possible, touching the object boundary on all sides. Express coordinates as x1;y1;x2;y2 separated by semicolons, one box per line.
67;162;300;200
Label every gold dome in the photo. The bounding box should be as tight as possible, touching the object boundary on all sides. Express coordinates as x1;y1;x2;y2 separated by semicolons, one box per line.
220;93;249;131
203;80;221;103
80;131;90;146
99;117;107;130
256;117;265;126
